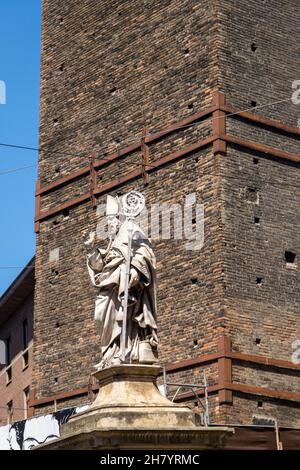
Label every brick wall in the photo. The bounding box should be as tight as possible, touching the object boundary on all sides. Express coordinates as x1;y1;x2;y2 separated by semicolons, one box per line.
0;294;33;425
33;0;300;426
218;0;300;425
218;0;300;124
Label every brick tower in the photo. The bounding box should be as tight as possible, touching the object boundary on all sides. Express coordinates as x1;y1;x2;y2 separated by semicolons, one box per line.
32;0;300;426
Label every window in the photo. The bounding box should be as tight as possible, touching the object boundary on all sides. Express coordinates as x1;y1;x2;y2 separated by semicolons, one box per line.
6;366;12;385
22;350;29;370
7;401;13;424
5;336;11;365
285;251;296;266
23;387;30;419
22;319;28;350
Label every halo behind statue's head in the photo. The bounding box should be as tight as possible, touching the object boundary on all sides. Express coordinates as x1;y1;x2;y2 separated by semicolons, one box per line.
121;191;145;218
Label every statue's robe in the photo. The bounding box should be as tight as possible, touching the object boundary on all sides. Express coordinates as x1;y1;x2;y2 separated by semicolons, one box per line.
87;221;157;367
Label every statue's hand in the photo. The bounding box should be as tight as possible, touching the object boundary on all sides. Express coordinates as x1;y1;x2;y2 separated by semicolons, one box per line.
129;267;139;288
83;230;96;249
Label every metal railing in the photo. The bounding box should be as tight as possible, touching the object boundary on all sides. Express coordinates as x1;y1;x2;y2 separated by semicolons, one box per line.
162;367;210;426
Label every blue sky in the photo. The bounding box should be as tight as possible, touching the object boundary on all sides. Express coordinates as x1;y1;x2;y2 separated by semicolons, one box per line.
0;1;41;295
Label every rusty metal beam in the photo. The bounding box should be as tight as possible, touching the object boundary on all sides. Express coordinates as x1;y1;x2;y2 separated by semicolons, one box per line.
141;128;150;185
89;153;97;207
165;352;221;373
37;167;91;196
29;384;99;408
227;382;300;402
94;141;141;169
229;351;300;371
212;91;227;155
36;98;300;200
37;191;92;222
218;337;233;404
221;104;300;136
146;135;215;171
30;377;300;410
35;93;300;233
29;338;300;410
35;130;300;227
36;136;216;223
224;134;300;163
36;107;216;198
165;347;300;375
34;180;41;233
144;105;217;144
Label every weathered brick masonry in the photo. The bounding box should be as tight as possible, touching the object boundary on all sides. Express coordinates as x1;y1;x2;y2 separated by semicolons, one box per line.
32;0;300;426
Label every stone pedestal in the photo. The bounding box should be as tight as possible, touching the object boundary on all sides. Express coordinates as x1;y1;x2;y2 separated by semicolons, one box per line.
38;364;233;449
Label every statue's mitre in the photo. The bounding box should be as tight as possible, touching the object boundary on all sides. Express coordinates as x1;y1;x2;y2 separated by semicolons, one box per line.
106;195;119;216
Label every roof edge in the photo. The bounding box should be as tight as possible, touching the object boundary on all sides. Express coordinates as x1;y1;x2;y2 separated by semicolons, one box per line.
0;256;35;322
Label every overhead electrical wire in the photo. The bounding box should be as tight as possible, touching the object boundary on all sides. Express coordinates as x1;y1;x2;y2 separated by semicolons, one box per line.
0;164;37;176
0;266;35;269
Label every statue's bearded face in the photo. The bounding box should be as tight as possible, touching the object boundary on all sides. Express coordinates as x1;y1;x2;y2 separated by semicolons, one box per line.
107;215;119;236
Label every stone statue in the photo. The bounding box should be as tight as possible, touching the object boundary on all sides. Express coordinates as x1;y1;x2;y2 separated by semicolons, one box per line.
84;192;158;370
